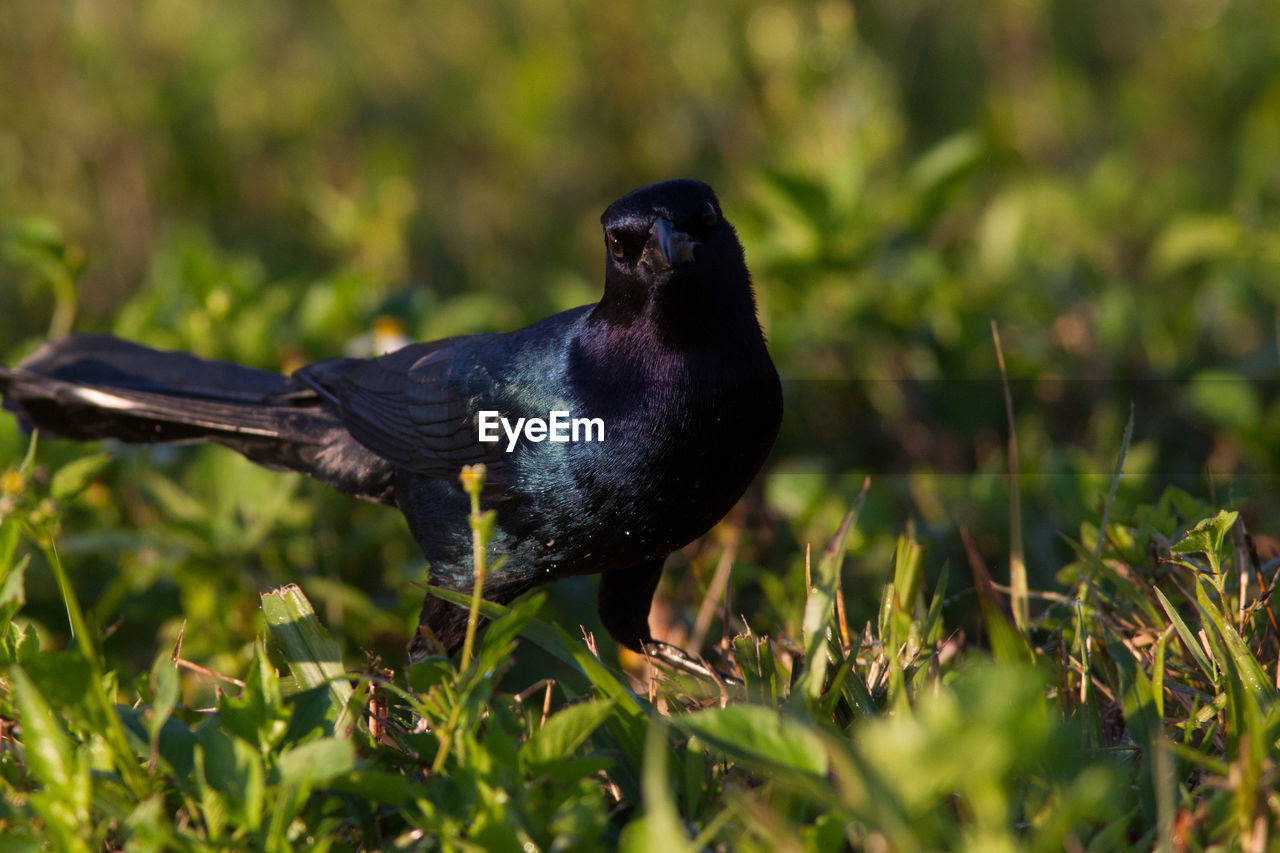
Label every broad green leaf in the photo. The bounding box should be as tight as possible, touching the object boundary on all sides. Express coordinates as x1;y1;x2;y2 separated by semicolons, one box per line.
154;717;197;781
531;755;614;789
680;705;828;777
521;697;617;768
198;726;266;831
277;737;357;786
20;650;92;714
1170;510;1238;576
11;667;89;817
147;653;180;740
280;685;334;749
329;769;427;807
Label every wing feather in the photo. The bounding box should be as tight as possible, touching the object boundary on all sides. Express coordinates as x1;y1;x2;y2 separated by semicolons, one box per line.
294;339;509;486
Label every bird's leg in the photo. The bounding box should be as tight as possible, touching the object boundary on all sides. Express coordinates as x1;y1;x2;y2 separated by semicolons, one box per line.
597;560;742;686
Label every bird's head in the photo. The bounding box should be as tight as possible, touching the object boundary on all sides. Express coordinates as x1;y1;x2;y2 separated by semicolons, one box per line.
595;179;755;338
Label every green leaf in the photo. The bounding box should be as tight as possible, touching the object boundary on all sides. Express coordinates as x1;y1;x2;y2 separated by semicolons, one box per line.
1152;629;1169;719
0;517;18;575
149;654;180;725
146;653;181;765
921;562;949;645
1149;214;1240;276
474;593;542;677
154;717;197;780
328;769;427;807
262;584;354;732
18;431;39;475
0;620;40;666
49;452;112;502
11;667;89;812
618;722;689;853
909;131;982;195
1107;637;1159;826
1170;510;1239;576
277;737;356;786
888;533;924;660
407;656;453;692
218;639;285;750
20;650;92;714
680;705;828;777
11;667;92;853
521;698;617;769
536;755;614;789
283;685;335;745
197;725;266;831
797;507;858;702
0;551;28;632
1192;577;1273;712
425;584;651;776
1154;588;1216;685
967;541;1034;664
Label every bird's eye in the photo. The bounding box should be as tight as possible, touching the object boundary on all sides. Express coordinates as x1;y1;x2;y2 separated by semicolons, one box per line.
607;233;625;259
700;201;718;227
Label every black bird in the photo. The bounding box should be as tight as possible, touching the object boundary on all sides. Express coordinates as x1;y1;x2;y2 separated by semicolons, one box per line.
0;179;782;674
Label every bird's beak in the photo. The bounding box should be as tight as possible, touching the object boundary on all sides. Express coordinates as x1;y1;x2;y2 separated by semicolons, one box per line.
642;218;697;271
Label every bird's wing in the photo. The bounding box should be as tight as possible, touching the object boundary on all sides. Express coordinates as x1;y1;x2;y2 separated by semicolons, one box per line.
293;339;510;487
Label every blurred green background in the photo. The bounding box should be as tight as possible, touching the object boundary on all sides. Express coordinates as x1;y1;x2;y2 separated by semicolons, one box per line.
2;0;1279;677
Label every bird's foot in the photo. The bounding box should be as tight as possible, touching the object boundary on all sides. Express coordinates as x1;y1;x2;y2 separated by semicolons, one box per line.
642;640;743;688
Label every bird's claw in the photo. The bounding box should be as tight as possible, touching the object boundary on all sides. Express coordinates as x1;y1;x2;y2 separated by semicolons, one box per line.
642;640;743;688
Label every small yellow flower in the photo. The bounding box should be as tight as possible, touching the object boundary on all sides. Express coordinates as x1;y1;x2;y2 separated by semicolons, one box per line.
0;469;25;496
459;464;487;496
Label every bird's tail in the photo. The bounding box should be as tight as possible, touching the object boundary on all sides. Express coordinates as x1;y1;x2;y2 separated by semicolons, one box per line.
1;334;394;502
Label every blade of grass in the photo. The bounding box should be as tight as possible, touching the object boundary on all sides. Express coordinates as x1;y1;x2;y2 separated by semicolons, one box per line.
1094;403;1135;564
796;505;861;703
961;527;1033;663
991;320;1028;630
1155;588;1217;686
1107;634;1159;827
1192;577;1272;710
261;584;355;733
39;538;150;797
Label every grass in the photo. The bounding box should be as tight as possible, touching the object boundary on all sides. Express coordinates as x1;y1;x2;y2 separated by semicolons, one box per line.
1;433;1278;851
